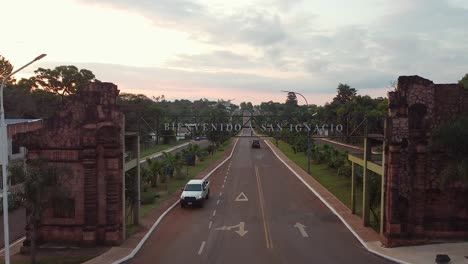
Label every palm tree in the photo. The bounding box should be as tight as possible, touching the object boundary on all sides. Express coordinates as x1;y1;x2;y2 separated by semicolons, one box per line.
182;143;202;166
146;158;163;187
161;152;184;179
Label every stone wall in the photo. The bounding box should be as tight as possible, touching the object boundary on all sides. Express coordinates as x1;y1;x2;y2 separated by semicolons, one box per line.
18;82;124;246
383;75;468;247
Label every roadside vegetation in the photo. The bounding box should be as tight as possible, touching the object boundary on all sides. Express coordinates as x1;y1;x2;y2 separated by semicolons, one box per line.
125;139;232;237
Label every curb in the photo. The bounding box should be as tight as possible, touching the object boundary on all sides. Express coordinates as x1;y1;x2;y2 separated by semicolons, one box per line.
263;140;409;264
0;236;25;255
113;138;239;264
140;142;191;163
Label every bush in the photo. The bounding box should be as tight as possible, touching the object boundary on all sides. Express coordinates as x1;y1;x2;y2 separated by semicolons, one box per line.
141;191;156;205
0;192;24;213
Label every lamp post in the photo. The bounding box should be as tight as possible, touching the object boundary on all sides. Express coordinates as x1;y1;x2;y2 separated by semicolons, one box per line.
281;90;311;174
0;54;46;264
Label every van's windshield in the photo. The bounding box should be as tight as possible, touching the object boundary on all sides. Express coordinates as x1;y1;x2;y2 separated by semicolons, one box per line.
184;184;202;191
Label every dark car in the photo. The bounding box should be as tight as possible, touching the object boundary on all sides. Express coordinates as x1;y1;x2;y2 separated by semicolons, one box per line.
252;139;261;148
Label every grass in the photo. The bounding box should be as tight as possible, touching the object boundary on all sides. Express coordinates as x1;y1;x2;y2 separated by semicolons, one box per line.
140;140;189;159
126;139;233;234
274;140;364;216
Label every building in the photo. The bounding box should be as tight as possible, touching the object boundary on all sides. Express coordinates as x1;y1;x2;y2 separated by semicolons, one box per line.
0;119;43;192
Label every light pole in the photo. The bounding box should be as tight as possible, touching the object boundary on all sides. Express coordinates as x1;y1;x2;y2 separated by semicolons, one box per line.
281;90;311;174
1;54;46;264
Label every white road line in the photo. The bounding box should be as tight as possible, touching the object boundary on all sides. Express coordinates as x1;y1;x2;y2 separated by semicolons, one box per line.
212;210;217;217
209;221;213;229
219;192;223;197
222;184;225;188
198;241;206;255
216;199;220;205
112;138;240;264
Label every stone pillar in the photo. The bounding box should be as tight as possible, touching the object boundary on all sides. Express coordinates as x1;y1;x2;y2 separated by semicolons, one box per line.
384;144;402;239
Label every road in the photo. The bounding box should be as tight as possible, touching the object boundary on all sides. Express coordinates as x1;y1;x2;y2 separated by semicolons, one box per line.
129;129;392;264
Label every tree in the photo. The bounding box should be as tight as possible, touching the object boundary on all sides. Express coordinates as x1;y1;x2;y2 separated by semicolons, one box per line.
146;158;163;187
0;55;13;82
430;115;468;187
240;101;253;111
161;152;184;180
459;73;468;89
18;159;68;264
333;83;357;104
285;92;298;107
182;143;202;166
34;65;96;96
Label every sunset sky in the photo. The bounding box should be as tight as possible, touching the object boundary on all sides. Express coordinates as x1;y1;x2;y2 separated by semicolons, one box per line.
2;0;467;105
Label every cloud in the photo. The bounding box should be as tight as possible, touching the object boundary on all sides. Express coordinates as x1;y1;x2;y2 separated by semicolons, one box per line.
70;0;468;102
166;50;261;70
77;0;204;25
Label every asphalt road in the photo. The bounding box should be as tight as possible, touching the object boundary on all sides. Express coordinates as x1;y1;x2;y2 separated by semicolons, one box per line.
129;129;393;264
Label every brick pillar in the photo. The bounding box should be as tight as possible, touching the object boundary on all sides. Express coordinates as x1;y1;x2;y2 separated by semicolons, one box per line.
385;144;401;239
82;150;98;246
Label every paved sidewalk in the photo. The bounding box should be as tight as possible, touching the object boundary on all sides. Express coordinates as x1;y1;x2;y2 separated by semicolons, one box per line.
266;140;468;264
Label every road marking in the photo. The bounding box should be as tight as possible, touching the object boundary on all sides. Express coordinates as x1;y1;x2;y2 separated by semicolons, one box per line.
214;222;248;237
219;192;222;197
294;222;309;237
212;210;217;217
216;199;220;205
209;221;213;229
0;236;25;253
255;165;274;249
222;184;225;188
235;192;249;202
198;241;206;255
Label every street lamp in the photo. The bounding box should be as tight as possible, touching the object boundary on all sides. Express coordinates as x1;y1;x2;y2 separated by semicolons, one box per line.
0;54;46;264
281;90;312;175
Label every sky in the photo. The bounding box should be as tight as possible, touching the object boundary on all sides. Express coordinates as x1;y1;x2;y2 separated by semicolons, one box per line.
1;0;467;105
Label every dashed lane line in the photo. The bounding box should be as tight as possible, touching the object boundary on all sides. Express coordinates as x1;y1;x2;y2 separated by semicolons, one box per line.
198;241;206;255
